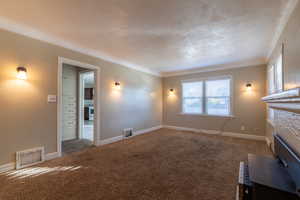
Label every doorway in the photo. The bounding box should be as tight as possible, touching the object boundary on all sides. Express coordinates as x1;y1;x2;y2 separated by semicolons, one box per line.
79;71;95;142
58;57;100;157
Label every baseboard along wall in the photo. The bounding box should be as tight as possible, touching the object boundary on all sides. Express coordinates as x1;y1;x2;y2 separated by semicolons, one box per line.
1;124;267;173
98;125;163;146
162;125;266;141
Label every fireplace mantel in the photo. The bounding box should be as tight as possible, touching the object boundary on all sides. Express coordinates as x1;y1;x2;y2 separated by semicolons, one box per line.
262;88;300;102
262;88;300;113
262;88;300;154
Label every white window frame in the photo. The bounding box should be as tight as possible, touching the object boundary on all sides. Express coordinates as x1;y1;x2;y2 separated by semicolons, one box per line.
275;52;283;92
268;64;275;94
181;75;233;117
269;44;284;94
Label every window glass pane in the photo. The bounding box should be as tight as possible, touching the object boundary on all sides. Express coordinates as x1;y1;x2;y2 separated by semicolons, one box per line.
182;82;203;97
183;98;203;114
182;82;203;114
268;65;275;94
206;79;230;97
276;54;283;91
206;79;230;115
206;97;230;115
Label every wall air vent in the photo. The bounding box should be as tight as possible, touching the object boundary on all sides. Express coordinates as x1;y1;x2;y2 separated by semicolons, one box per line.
123;128;133;138
16;147;45;169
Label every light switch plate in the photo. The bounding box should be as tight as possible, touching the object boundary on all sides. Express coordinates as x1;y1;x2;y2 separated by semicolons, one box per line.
47;95;57;103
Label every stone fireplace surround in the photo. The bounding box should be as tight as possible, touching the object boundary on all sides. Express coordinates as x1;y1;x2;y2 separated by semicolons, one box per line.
262;88;300;156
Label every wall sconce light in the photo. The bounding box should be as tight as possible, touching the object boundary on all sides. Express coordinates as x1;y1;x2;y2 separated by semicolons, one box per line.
169;88;175;95
246;83;252;91
114;82;121;90
16;66;28;80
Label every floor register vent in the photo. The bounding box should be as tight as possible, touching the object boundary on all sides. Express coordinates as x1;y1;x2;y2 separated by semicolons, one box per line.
16;147;45;169
123;128;133;138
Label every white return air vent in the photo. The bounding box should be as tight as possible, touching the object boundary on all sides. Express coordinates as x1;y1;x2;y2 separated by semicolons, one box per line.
123;128;133;138
16;147;45;169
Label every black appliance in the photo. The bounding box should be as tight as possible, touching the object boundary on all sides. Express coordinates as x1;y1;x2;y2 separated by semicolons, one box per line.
237;135;300;200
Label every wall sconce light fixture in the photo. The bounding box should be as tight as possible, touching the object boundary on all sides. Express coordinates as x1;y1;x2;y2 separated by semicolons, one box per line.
246;83;252;91
16;66;28;80
114;81;121;90
169;88;175;94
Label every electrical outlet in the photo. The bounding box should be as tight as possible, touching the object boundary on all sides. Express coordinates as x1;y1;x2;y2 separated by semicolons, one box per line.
241;126;245;131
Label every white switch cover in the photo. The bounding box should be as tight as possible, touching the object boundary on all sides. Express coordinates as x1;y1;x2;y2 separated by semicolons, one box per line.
47;95;57;103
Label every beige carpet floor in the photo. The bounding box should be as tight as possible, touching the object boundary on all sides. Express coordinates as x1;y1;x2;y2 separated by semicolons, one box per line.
0;129;270;200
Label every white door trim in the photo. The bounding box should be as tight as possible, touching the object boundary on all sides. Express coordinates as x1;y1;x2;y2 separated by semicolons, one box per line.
57;57;101;157
78;71;90;139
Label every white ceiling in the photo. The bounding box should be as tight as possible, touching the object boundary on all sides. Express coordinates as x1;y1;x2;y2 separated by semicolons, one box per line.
0;0;297;76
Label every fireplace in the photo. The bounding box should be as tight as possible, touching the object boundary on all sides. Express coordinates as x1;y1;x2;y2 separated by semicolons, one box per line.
236;88;300;200
262;87;300;156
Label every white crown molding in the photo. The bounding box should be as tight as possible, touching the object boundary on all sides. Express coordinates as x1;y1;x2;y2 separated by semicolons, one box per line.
266;0;299;60
0;17;160;77
161;60;266;77
1;0;297;78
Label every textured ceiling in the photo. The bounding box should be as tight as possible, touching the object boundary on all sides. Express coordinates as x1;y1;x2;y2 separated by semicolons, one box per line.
0;0;294;75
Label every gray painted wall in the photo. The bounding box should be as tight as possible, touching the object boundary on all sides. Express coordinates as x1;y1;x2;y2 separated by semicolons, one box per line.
0;29;162;165
163;65;267;136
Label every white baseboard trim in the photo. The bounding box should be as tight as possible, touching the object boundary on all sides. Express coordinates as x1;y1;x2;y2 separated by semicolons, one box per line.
98;125;163;146
133;125;163;136
163;125;266;141
45;152;60;161
222;132;266;141
98;135;123;146
163;125;200;133
0;162;15;173
163;125;221;135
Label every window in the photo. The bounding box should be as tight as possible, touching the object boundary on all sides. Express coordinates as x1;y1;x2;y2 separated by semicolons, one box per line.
268;45;284;94
275;53;283;91
182;81;203;114
268;65;275;94
182;77;231;116
206;79;231;116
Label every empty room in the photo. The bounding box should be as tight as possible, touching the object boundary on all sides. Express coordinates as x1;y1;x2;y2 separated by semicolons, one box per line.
0;0;300;199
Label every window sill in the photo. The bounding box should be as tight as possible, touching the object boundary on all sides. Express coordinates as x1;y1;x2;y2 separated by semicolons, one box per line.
180;112;235;118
